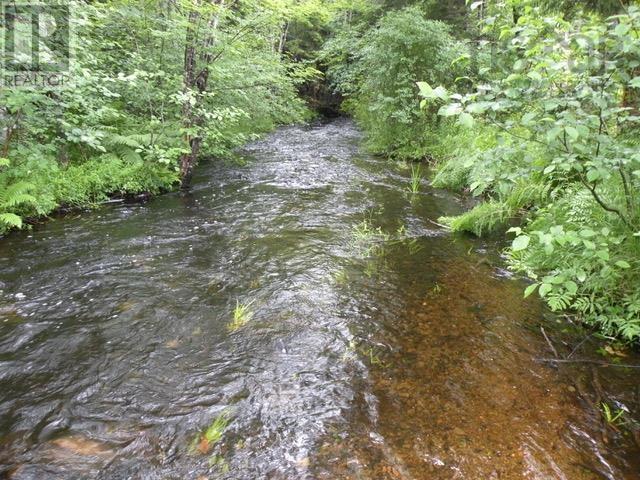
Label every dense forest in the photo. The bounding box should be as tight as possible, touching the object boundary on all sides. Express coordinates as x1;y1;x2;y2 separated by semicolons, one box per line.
2;0;640;477
3;0;639;342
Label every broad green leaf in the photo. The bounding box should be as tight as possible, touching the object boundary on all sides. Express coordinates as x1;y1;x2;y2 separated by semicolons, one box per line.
438;103;463;117
524;283;538;298
466;103;488;114
615;260;631;269
586;169;600;182
564;281;578;294
527;70;542;81
522;112;536;124
565;126;579;140
433;86;450;101
539;283;553;297
417;82;435;99
458;112;474;128
512;235;530;251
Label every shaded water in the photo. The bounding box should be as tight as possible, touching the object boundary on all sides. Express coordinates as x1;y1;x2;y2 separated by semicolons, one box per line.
0;119;639;479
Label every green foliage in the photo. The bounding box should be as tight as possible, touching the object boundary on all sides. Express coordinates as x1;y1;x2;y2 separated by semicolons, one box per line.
191;410;232;455
351;217;391;257
228;300;255;332
601;402;626;426
0;0;311;235
323;6;469;159
419;1;640;341
407;163;423;194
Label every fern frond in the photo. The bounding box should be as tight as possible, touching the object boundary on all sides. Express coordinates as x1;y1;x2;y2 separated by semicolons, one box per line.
2;193;37;208
0;181;35;207
104;133;142;149
0;212;23;228
120;149;143;163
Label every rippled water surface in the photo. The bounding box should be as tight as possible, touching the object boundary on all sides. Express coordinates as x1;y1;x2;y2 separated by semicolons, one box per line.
0;119;639;479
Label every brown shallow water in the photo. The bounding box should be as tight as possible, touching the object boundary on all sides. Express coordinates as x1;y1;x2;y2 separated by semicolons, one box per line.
0;119;639;479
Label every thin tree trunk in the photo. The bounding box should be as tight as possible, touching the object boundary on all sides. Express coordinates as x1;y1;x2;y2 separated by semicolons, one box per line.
278;21;289;54
179;0;224;190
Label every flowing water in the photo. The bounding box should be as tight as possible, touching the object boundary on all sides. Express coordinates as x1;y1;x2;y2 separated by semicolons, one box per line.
0;119;639;479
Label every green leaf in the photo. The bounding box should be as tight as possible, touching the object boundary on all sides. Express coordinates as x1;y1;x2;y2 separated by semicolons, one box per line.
564;281;578;295
417;82;435;99
512;235;531;251
438;103;462;117
527;70;542;81
586;169;600;182
458;112;474;128
565;126;579;140
539;283;553;297
615;260;631;269
466;102;488;114
615;23;631;36
433;86;449;101
524;283;538;298
546;127;562;142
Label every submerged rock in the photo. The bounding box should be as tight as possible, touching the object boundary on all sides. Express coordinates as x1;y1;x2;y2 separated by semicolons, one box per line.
50;435;114;457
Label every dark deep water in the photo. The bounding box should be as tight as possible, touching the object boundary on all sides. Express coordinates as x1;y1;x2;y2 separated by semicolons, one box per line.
0;119;639;479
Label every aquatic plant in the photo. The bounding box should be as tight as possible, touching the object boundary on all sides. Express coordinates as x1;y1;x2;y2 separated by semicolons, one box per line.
351;217;390;257
601;402;626;426
407;164;423;194
191;410;232;455
332;269;349;286
228;300;255;332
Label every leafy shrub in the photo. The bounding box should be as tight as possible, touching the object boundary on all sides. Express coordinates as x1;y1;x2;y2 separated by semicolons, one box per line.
419;1;640;341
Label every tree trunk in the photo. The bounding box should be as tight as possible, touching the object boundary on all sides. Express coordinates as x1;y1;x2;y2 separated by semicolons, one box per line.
278;21;289;54
179;0;224;190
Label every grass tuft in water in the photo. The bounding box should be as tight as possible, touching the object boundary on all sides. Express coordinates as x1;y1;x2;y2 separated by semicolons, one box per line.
332;269;349;286
191;410;232;455
228;300;255;332
601;402;626;426
407;163;423;194
351;217;390;257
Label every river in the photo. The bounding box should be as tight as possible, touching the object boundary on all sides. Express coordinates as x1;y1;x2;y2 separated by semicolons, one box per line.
0;119;638;479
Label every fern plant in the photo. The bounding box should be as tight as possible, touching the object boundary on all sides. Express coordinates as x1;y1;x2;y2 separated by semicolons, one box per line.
0;158;37;231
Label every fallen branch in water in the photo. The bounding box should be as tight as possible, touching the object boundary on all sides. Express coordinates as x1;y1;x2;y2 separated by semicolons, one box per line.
540;326;559;358
567;334;592;359
427;219;451;230
538;358;640;369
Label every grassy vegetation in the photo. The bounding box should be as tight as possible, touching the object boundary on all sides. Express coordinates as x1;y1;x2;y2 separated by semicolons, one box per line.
191;410;232;455
227;300;255;333
407;164;423;194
